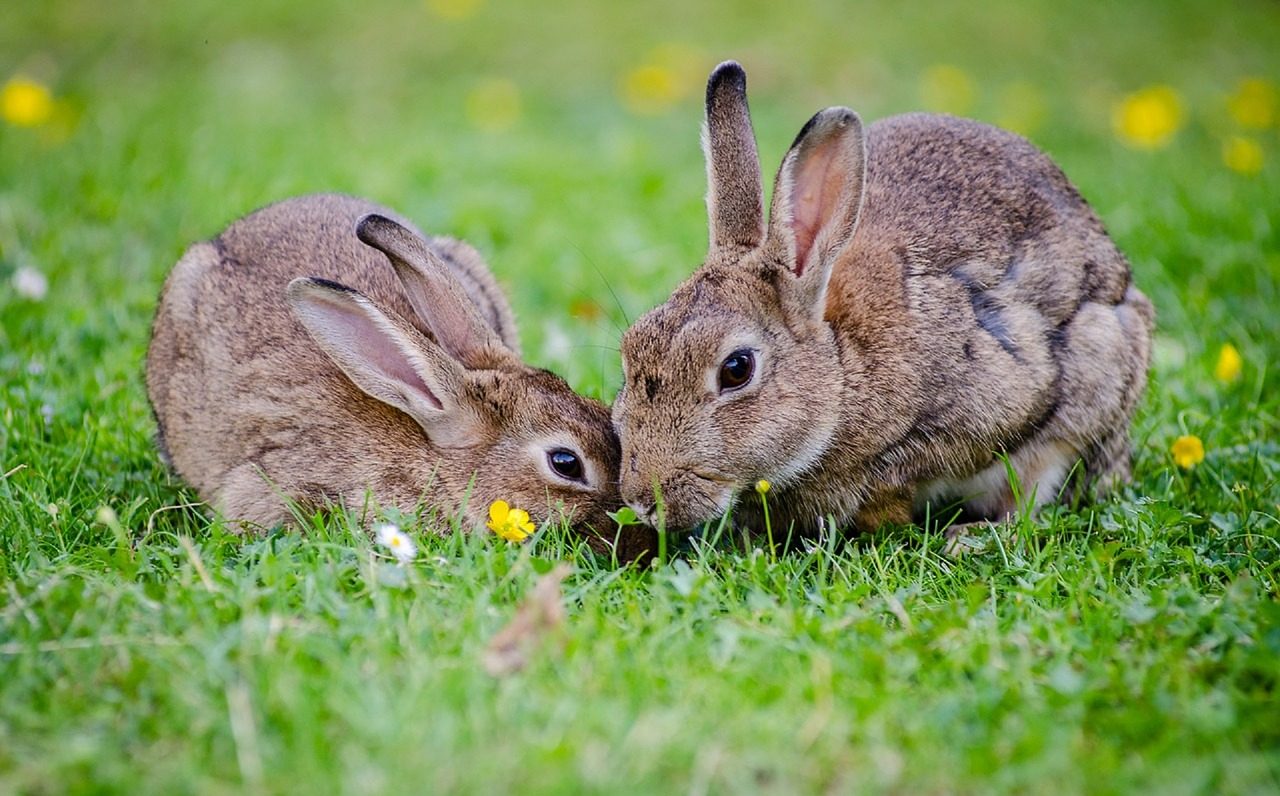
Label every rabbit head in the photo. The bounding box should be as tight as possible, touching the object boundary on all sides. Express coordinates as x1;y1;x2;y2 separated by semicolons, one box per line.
283;213;636;548
613;62;867;530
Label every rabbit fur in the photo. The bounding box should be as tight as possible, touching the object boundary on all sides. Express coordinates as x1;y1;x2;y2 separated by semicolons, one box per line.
613;62;1153;536
147;193;652;559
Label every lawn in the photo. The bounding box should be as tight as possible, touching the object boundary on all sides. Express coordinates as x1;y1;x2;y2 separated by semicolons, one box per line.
2;0;1279;792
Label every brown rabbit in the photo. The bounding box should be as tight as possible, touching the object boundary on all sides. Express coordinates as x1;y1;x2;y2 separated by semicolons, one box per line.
613;62;1153;537
147;193;652;560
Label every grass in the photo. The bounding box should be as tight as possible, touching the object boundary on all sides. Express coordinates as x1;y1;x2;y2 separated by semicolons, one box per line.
2;0;1279;792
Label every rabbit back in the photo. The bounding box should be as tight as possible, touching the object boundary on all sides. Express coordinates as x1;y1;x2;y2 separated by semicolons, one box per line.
832;114;1152;514
148;195;500;523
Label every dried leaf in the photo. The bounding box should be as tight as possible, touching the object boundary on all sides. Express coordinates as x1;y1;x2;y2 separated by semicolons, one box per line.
482;563;571;677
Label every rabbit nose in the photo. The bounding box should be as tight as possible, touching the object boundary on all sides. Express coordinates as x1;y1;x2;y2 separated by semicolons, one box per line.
620;474;656;521
627;499;658;526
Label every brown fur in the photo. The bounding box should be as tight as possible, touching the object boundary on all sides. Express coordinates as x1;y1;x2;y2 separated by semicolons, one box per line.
147;193;654;561
613;62;1153;535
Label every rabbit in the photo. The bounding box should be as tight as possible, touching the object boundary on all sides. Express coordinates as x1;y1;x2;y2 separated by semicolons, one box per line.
611;62;1153;539
147;193;654;561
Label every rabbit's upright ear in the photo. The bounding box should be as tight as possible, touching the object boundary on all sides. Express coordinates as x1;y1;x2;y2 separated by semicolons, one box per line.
764;107;867;321
703;61;765;253
356;215;518;370
287;278;477;447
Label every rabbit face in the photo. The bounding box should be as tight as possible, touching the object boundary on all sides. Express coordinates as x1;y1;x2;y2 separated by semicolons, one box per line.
457;365;625;541
613;256;844;530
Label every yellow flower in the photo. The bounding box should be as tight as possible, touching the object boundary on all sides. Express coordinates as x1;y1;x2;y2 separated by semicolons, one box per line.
619;43;701;116
2;76;54;128
488;500;534;542
1227;78;1276;130
1112;85;1184;150
425;0;482;20
1214;343;1243;383
1222;136;1264;176
1171;435;1205;470
755;479;771;495
919;65;975;116
465;78;521;133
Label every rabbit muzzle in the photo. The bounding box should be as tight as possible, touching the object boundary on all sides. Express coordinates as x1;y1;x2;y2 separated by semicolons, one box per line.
620;463;737;532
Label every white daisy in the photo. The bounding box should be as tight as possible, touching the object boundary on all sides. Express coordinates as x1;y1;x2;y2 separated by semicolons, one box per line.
375;522;417;564
13;266;48;300
541;321;573;367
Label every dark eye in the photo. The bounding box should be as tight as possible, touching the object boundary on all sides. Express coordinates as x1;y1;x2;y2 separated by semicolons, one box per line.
718;349;755;392
548;448;585;482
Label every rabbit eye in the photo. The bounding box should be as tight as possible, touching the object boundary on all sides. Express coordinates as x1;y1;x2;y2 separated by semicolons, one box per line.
718;349;755;392
548;448;585;482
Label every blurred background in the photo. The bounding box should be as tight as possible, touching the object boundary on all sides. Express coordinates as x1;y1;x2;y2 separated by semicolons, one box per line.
1;0;1277;412
2;7;1277;789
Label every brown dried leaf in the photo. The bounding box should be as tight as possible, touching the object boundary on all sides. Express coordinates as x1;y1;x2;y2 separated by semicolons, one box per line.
481;563;571;677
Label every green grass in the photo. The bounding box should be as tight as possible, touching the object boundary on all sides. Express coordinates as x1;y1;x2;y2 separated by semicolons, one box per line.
3;0;1279;792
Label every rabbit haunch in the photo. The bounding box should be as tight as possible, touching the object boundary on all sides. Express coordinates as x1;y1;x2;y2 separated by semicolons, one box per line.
613;62;1153;535
147;193;652;559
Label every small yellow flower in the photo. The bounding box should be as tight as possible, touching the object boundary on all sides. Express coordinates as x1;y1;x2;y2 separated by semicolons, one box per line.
1171;435;1205;470
919;65;975;117
619;43;701;116
1214;343;1243;383
1227;78;1276;130
488;500;534;542
755;479;771;495
2;76;54;128
425;0;482;20
1222;136;1264;176
1112;85;1184;150
621;65;680;115
465;78;521;133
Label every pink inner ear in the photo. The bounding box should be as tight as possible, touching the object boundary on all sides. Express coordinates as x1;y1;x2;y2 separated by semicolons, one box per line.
309;295;443;411
788;136;845;276
356;323;443;411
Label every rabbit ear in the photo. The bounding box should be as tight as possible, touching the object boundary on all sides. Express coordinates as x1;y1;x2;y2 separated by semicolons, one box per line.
764;107;867;318
703;61;766;252
287;278;477;447
355;214;517;369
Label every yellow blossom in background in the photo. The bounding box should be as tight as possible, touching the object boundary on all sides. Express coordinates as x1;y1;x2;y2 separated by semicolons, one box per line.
995;80;1045;136
488;500;534;542
619;43;702;116
919;65;974;116
425;0;482;20
1214;343;1243;383
1112;85;1184;150
1227;78;1276;130
755;479;771;495
1171;435;1205;470
465;78;521;132
1222;135;1264;176
2;76;54;127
